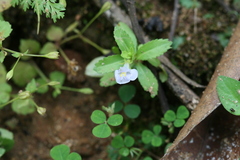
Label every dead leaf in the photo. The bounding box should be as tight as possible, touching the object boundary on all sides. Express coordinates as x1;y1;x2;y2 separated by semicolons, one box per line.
161;21;240;159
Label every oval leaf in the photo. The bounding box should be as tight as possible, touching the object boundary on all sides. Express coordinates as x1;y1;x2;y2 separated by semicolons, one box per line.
119;147;129;157
50;144;70;160
136;39;172;60
135;63;158;97
151;136;162;147
107;114;123;126
90;110;106;124
124;136;135;147
173;119;185;128
164;110;176;122
94;55;124;74
124;104;141;119
111;135;124;148
153;125;162;135
118;84;136;103
141;130;153;144
114;22;137;53
217;76;240;115
92;124;111;138
11;99;35;115
66;152;82;160
176;105;190;119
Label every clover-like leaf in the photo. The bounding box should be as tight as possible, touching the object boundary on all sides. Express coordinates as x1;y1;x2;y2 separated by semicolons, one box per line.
107;114;123;126
113;100;124;113
176;105;189;119
136;39;172;60
66;152;82;160
114;22;137;54
142;130;154;144
111;135;124;148
94;55;124;74
119;147;129;157
92;123;111;138
50;144;70;160
153;125;162;135
118;84;136;103
124;104;141;119
174;119;185;127
151;136;162;147
135;63;158;97
91;110;106;124
124;136;134;147
217;75;240;115
164;110;176;122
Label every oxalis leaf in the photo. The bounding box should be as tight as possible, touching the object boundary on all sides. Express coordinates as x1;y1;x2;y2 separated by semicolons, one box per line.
135;63;158;97
94;55;124;74
217;75;240;115
136;39;172;60
114;22;137;54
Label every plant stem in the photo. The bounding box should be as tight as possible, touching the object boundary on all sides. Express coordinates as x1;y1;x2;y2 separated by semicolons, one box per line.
30;60;49;82
0;97;19;109
58;47;71;64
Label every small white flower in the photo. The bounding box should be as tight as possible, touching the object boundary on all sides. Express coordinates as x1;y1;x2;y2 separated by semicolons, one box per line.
114;63;138;84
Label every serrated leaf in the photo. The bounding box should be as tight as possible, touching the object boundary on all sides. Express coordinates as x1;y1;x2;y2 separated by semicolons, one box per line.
124;104;141;119
124;136;134;147
94;55;124;74
217;76;240;115
107;114;123;126
66;152;82;160
50;144;70;160
136;39;172;60
91;110;106;124
114;22;137;54
111;135;124;148
118;84;136;103
176;105;189;119
164;110;176;122
11;99;35;115
135;63;158;97
0;20;12;41
85;56;104;77
92;124;111;138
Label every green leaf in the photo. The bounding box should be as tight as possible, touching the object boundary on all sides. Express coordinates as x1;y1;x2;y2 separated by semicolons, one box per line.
40;42;57;54
159;69;168;83
176;105;189;119
111;135;124;148
12;61;37;87
25;79;37;93
153;125;162;135
174;119;185;127
151;136;162;147
164;110;176;122
49;71;65;88
11;99;35;115
92;124;111;138
143;156;153;160
147;58;160;67
0;128;14;151
0;82;11;93
136;39;172;60
85;56;104;77
124;104;141;119
180;0;201;8
0;20;12;41
113;100;124;113
119;147;129;157
66;152;82;160
118;84;136;103
0;91;10;104
124;136;134;147
172;36;185;50
19;39;41;54
114;22;137;54
46;25;64;41
50;144;70;160
94;55;124;74
36;78;49;94
107;114;123;126
135;63;158;97
141;130;153;144
91;110;106;124
0;63;6;83
100;72;116;87
0;148;6;157
217;76;240;115
0;51;5;63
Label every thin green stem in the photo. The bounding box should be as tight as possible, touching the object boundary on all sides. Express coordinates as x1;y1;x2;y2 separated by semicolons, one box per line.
80;11;102;34
30;60;49;82
0;97;19;109
58;47;71;64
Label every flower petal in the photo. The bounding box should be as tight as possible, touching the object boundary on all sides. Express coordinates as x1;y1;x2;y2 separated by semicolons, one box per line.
129;69;138;81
